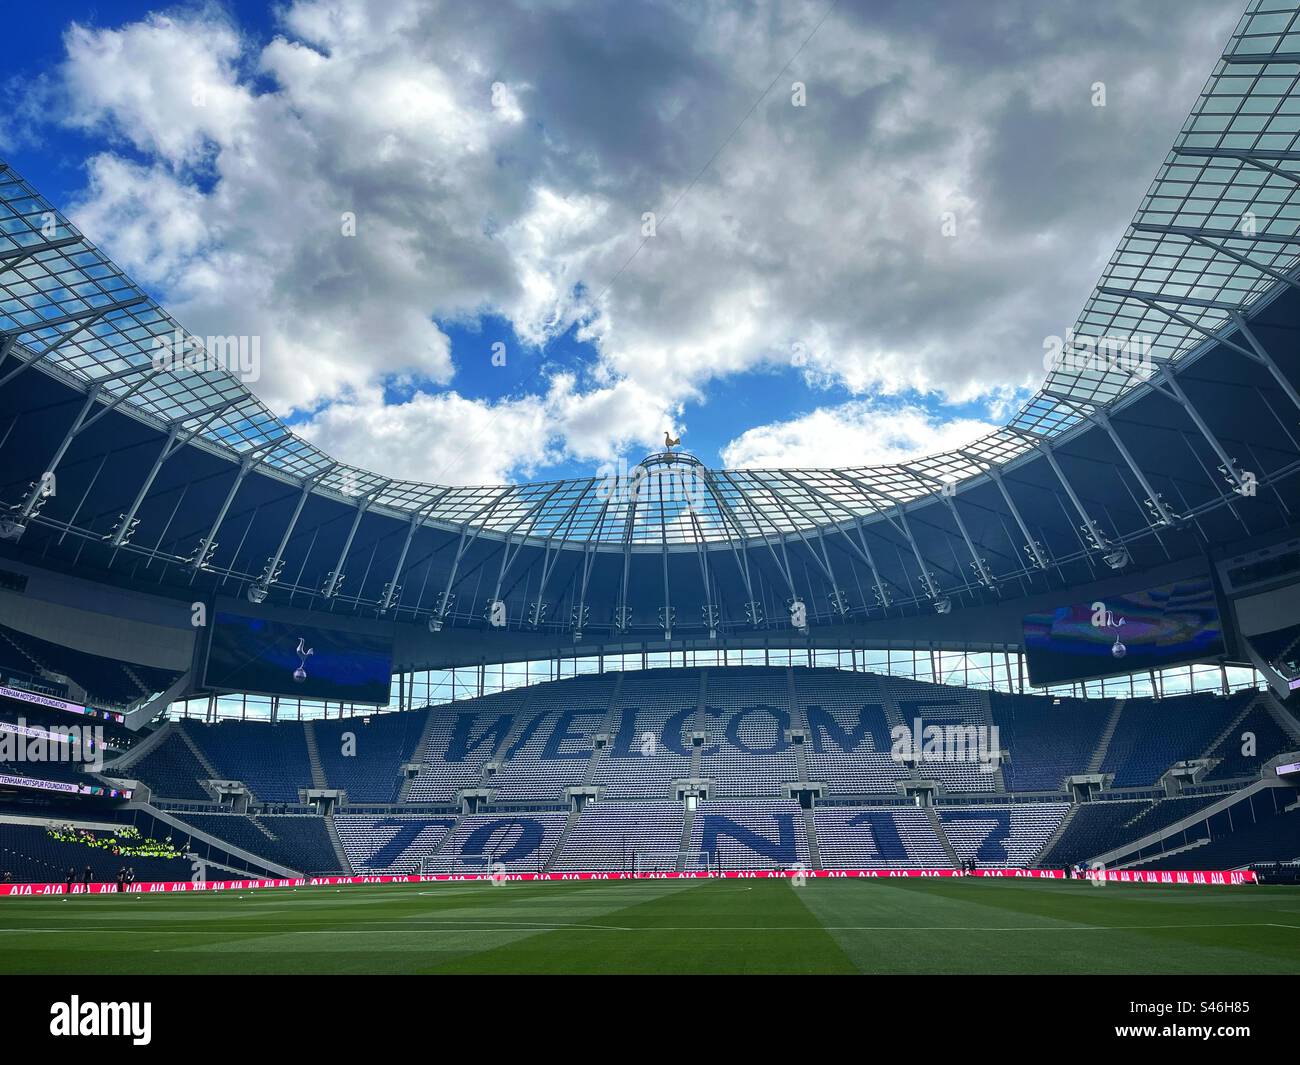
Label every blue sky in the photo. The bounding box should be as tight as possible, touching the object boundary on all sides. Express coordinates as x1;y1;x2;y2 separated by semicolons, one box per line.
0;0;1237;484
5;1;270;200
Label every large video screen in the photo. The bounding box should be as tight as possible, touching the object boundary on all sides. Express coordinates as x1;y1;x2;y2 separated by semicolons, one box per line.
1023;577;1225;687
203;611;393;705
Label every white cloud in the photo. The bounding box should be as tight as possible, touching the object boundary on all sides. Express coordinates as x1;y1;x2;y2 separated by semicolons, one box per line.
721;401;1000;469
72;156;212;288
298;372;678;485
62;13;251;166
297;386;555;486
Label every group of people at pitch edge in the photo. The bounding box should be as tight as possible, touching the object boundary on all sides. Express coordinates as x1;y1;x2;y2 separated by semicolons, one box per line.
61;865;137;892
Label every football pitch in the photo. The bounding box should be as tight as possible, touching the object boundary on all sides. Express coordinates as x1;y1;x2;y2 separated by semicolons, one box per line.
1;878;1298;975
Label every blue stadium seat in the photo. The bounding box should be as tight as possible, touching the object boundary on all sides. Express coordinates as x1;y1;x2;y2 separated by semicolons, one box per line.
180;720;313;803
314;710;429;802
103;730;212;801
1101;691;1253;787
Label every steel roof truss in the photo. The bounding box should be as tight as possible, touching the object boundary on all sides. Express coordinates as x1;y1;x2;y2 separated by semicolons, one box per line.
321;480;391;600
1228;309;1300;419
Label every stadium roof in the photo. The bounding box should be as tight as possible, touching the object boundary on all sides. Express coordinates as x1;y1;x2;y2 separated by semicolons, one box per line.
2;2;1300;652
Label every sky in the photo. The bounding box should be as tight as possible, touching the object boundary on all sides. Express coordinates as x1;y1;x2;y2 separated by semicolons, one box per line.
0;0;1241;485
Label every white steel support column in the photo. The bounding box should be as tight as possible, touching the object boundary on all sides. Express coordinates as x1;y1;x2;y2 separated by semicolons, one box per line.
1089;411;1178;526
434;525;479;630
939;494;994;588
852;522;893;608
1229;310;1300;419
982;465;1047;570
250;469;332;602
191;457;256;571
321;482;389;599
1155;367;1250;493
1037;443;1113;554
895;508;942;603
378;494;447;614
14;383;101;522
111;423;179;546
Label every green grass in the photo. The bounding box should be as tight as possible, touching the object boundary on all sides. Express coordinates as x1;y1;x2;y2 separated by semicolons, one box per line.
0;878;1298;974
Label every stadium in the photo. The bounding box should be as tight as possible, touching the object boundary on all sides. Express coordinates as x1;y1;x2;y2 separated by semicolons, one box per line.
0;0;1299;1004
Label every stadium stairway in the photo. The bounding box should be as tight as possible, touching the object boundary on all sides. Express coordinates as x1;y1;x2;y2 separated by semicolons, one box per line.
583;742;606;786
792;738;811;784
785;668;799;726
677;801;696;871
582;670;626;787
803;805;821;868
398;710;443;802
924;805;960;868
1036;803;1079;865
120;663;152;703
99;721;218;802
302;721;328;790
581;733;608;787
605;668;627;721
1198;694;1263;777
254;815;345;875
480;689;535;791
0;628;40;674
1119;837;1209;869
247;815;280;844
175;723;221;783
1040;800;1148;868
325;815;354;874
1264;693;1300;746
99;720;172;774
696;666;711;720
1087;699;1125;774
543;806;584;872
867;672;907;733
977;690;1008;793
788;682;813;784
